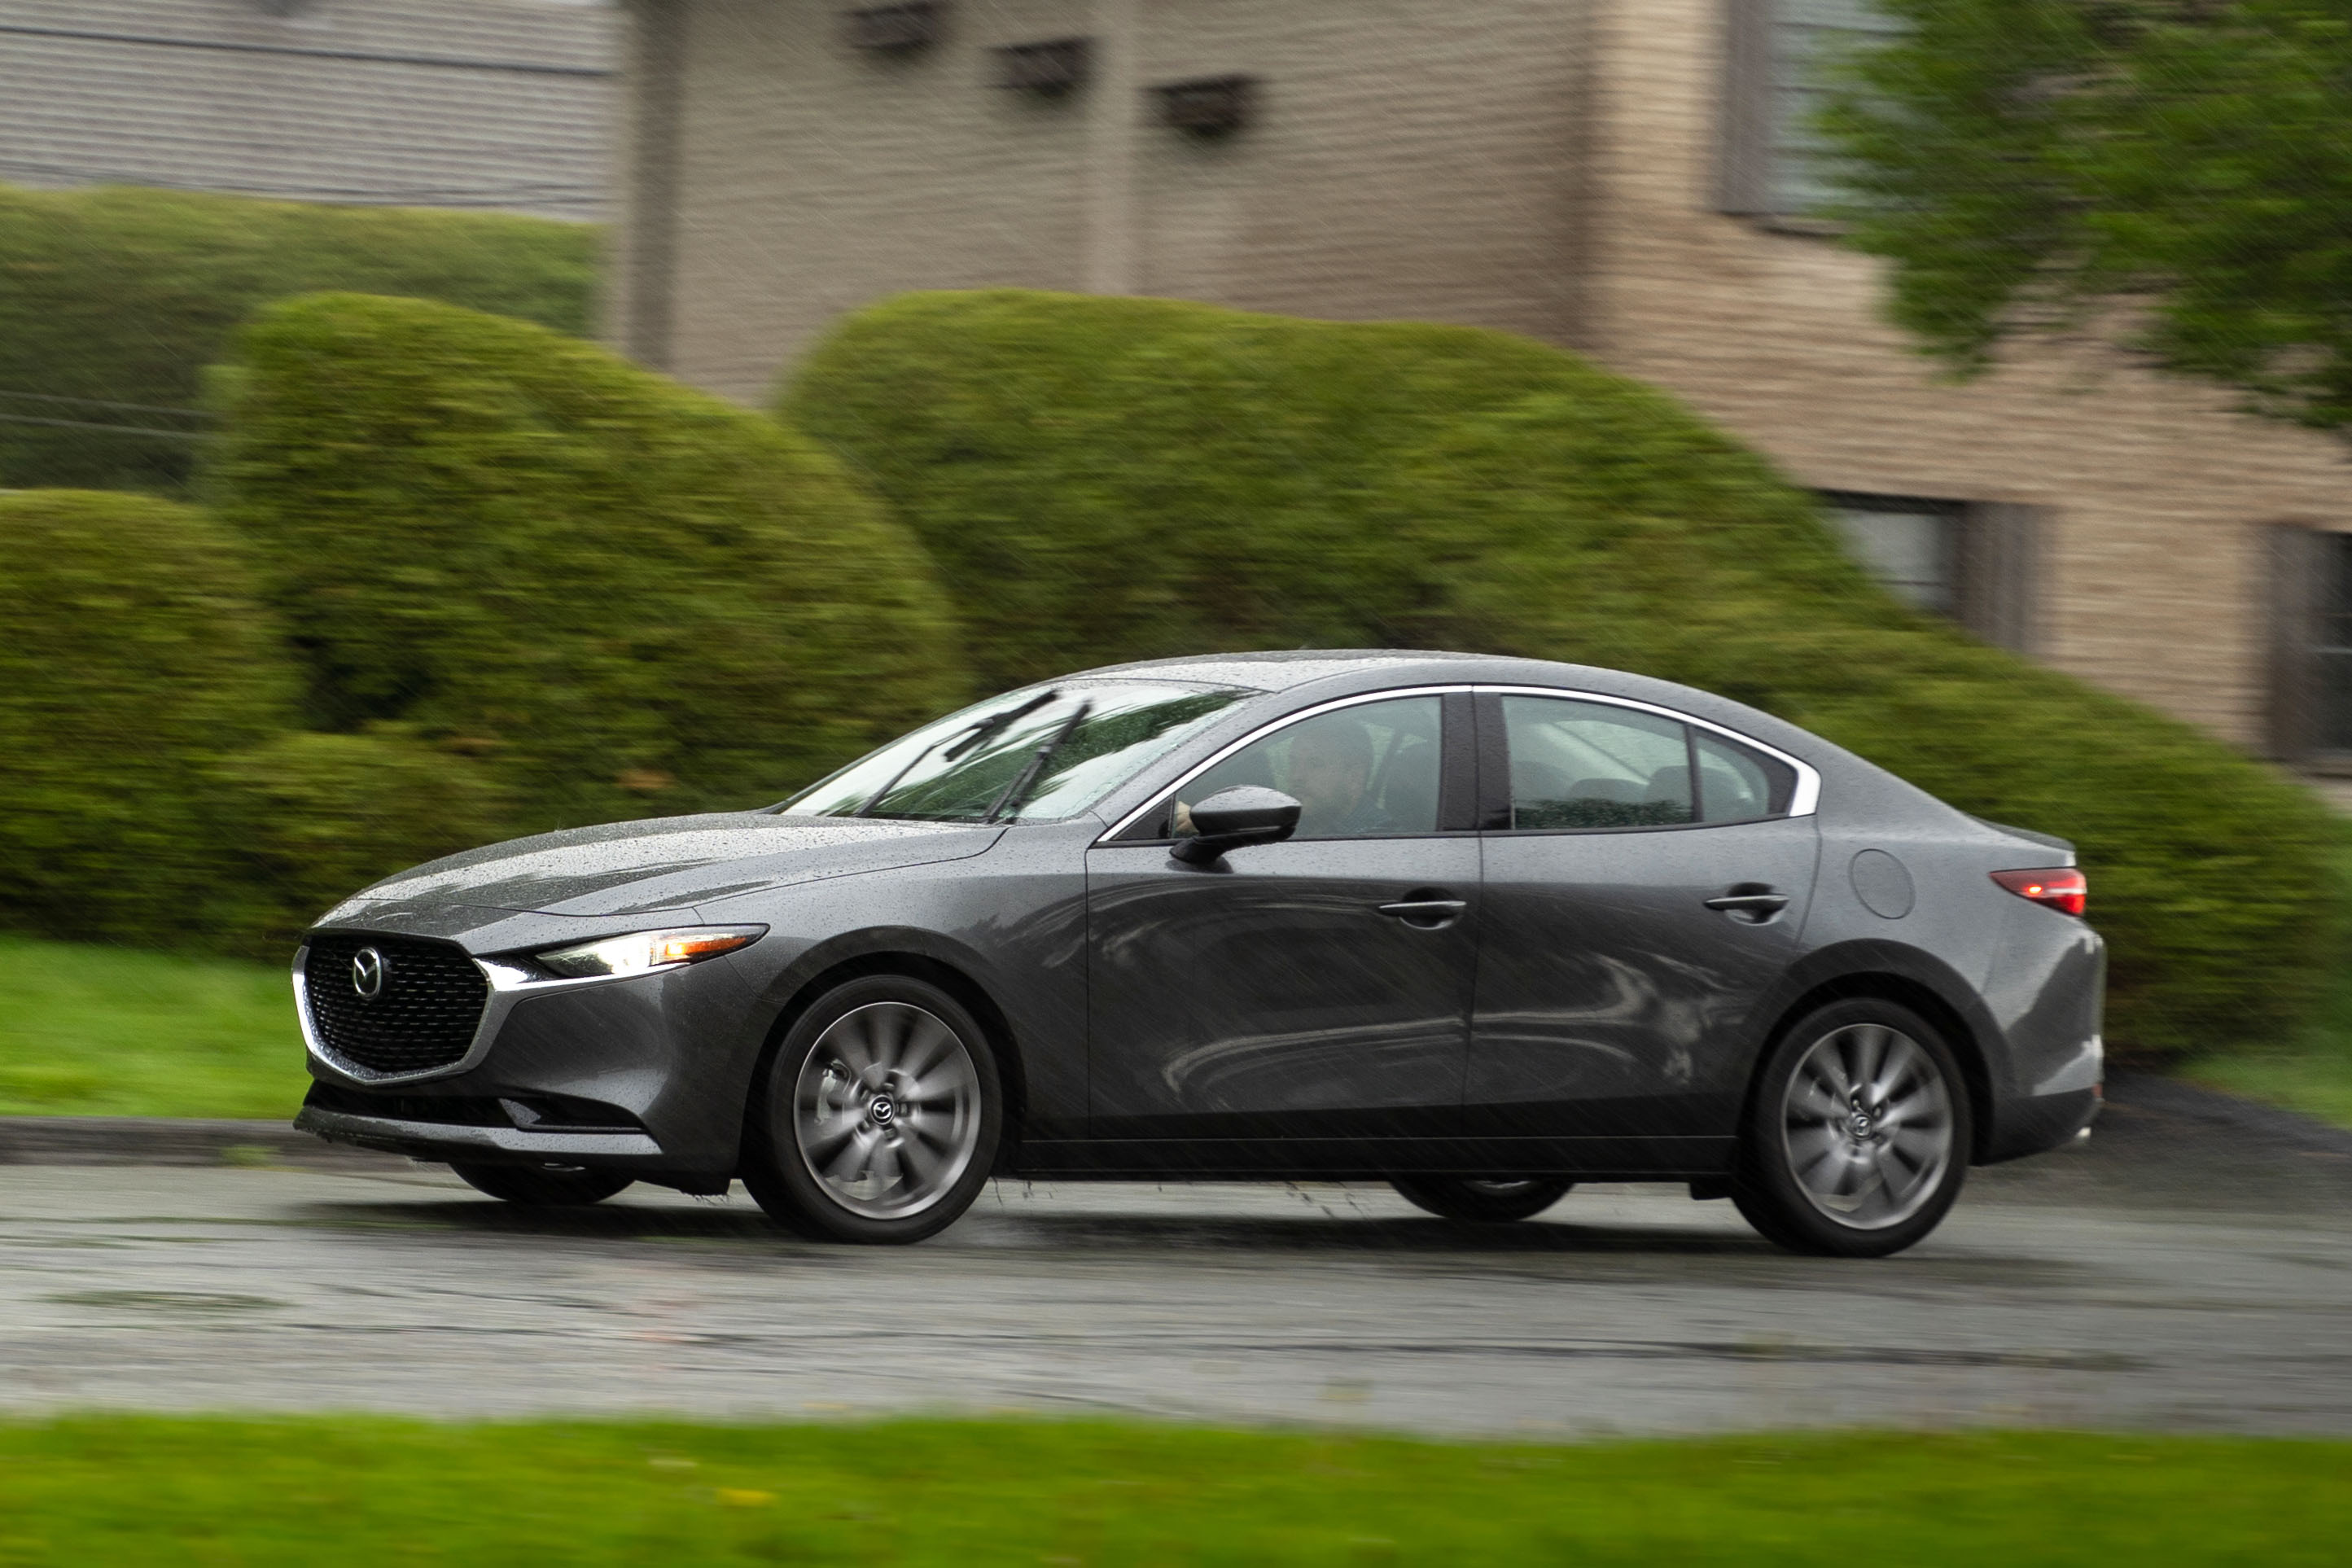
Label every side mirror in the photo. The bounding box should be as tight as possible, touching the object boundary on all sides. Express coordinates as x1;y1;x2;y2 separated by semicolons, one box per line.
1170;786;1301;865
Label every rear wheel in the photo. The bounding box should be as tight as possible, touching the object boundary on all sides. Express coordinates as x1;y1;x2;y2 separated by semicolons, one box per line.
741;975;1001;1244
1732;998;1970;1258
449;1162;633;1207
1389;1175;1575;1223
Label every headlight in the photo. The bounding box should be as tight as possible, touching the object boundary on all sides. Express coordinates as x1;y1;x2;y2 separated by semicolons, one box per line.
532;926;767;979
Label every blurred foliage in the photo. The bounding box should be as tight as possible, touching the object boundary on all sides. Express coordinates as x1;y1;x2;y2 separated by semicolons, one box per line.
787;289;2338;1059
0;182;599;492
786;291;1578;694
213;293;965;835
208;729;510;953
1820;0;2352;430
0;491;289;945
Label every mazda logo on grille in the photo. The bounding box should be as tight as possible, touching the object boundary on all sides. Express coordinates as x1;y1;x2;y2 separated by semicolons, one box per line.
350;946;388;1001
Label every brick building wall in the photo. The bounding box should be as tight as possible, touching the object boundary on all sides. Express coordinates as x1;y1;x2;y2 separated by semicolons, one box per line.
1578;0;2350;750
609;0;2352;754
0;0;615;219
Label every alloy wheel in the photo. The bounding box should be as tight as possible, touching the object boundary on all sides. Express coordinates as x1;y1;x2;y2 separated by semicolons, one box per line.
792;1001;982;1220
1780;1022;1955;1231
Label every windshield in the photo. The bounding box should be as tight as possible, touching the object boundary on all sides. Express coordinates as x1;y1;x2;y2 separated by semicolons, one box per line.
779;682;1258;823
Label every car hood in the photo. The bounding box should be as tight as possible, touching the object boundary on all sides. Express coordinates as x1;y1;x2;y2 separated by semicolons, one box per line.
319;812;1005;925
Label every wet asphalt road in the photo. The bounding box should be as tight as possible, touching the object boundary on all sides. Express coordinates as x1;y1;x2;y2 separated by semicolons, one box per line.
2;1083;2348;1437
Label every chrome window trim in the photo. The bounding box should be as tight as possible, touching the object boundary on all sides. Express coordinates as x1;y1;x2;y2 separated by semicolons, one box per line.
1094;681;1819;844
1478;685;1821;819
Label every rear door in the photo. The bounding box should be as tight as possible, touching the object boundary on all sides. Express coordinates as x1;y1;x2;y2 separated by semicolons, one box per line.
1465;691;1821;1152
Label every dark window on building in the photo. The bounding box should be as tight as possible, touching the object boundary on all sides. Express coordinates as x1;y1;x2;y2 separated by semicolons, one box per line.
2269;525;2352;762
2319;536;2352;753
1823;491;2043;655
1719;0;1903;218
1825;493;1959;615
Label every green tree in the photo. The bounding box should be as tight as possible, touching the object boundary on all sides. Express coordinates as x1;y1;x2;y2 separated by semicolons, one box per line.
1821;0;2352;430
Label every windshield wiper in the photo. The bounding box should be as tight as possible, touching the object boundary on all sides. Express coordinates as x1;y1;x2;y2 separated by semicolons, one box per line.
852;690;1058;818
983;699;1093;824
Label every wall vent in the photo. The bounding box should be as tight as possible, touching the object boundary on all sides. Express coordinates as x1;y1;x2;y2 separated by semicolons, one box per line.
997;38;1092;98
1156;75;1258;137
845;2;942;55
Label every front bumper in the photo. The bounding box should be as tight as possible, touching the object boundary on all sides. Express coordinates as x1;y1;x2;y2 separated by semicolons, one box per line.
295;923;773;1180
295;1104;664;1164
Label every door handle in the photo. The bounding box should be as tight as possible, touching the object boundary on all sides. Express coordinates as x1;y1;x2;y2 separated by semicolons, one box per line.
1703;888;1789;922
1377;899;1467;928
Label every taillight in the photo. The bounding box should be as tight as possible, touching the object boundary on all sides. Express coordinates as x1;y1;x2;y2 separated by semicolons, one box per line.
1991;867;2087;917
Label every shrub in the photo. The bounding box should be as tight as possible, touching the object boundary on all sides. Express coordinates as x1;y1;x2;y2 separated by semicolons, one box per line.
0;182;599;493
786;289;2337;1059
214;293;964;835
208;729;510;954
0;491;289;944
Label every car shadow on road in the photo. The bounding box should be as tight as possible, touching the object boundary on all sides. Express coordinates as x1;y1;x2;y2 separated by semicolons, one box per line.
287;1194;1921;1267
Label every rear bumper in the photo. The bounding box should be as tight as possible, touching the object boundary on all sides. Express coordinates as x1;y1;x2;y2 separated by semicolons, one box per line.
1981;1084;2101;1165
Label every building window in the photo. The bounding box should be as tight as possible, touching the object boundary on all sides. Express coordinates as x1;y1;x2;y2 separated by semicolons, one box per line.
1825;493;1959;615
2320;536;2352;753
1823;491;2043;655
1719;0;1903;219
2269;526;2352;762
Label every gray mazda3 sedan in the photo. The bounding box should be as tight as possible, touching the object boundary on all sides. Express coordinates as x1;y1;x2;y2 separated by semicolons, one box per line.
294;650;2102;1257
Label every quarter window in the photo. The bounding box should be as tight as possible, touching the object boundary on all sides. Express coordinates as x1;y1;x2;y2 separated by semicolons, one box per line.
1499;696;1794;830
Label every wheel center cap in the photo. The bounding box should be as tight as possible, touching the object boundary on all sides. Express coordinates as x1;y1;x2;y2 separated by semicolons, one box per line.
1849;1110;1875;1138
869;1094;896;1126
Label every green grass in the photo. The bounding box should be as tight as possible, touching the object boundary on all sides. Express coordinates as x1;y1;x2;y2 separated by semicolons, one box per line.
0;1419;2342;1566
2178;813;2352;1132
0;935;303;1119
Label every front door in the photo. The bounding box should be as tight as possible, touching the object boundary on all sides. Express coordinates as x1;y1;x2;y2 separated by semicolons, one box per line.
1086;693;1479;1143
1465;692;1821;1150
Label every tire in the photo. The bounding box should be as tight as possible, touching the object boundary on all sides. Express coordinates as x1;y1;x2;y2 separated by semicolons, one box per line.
741;975;1002;1244
1389;1174;1575;1223
1732;998;1972;1258
449;1161;634;1207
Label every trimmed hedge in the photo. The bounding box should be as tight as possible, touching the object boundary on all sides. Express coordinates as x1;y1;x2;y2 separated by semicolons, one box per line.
786;289;2338;1059
0;491;288;944
214;293;964;835
0;182;598;493
208;729;510;953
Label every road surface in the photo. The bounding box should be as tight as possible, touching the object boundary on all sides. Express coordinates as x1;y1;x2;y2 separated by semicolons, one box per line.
2;1081;2347;1436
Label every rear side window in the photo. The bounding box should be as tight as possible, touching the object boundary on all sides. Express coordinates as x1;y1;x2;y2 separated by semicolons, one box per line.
1498;696;1794;830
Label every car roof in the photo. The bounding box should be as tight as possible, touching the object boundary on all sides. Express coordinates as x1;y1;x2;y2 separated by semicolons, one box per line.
1071;649;1491;693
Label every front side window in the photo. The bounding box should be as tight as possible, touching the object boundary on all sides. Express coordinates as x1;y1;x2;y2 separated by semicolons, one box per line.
1500;696;1794;830
781;682;1255;823
1148;694;1445;841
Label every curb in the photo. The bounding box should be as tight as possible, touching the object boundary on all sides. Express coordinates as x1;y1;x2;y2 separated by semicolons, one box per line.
0;1116;405;1171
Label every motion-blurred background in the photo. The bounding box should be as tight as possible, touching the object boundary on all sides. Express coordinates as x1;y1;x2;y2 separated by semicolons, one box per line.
6;0;2349;1122
2;3;2349;1560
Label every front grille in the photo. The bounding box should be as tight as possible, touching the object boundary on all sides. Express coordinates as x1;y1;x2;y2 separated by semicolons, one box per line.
303;934;489;1076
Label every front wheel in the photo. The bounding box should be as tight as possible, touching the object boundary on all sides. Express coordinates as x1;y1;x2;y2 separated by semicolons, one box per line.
449;1162;634;1207
1389;1175;1575;1223
741;975;1002;1244
1732;999;1971;1258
